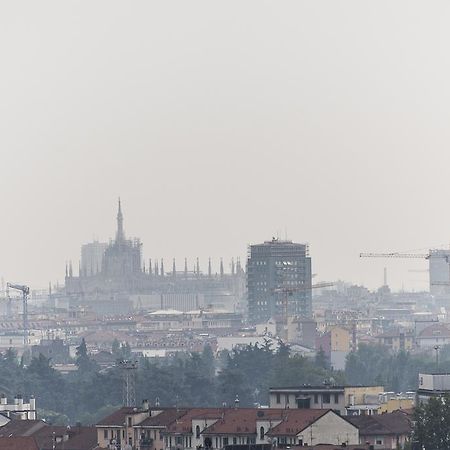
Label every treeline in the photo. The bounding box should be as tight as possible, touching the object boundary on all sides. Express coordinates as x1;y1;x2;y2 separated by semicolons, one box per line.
345;343;446;392
0;340;341;425
0;339;441;425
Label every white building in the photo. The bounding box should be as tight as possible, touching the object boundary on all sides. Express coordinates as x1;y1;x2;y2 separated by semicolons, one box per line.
0;395;37;420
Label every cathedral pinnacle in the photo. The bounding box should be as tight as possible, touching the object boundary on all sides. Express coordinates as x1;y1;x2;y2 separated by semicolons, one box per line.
116;198;125;242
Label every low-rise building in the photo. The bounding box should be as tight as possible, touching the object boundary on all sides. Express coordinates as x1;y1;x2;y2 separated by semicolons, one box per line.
0;395;36;420
416;323;450;349
375;330;414;352
269;385;383;416
95;406;360;449
348;410;412;449
417;372;450;403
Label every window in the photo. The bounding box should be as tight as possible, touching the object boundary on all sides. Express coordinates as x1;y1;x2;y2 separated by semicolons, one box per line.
260;426;265;440
196;425;201;439
314;394;318;403
276;393;281;404
233;437;237;445
323;393;330;404
128;417;132;427
223;438;229;446
297;398;311;409
285;394;290;405
334;394;339;404
104;430;108;439
376;439;383;445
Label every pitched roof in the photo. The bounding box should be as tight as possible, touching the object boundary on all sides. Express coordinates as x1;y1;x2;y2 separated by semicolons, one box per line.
348;411;412;436
202;409;320;437
202;409;261;436
166;408;222;434
140;409;186;428
0;420;47;437
0;436;39;450
265;410;330;436
96;407;140;426
53;427;98;450
418;323;450;339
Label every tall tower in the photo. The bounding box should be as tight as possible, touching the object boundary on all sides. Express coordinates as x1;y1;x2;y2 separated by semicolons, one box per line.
116;198;125;243
247;239;312;323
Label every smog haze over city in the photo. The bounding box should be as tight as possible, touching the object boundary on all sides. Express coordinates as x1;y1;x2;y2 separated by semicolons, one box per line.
4;2;450;448
2;1;450;291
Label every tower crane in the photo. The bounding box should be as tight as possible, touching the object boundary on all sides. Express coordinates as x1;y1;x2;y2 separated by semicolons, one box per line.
273;282;335;324
6;283;30;346
360;251;450;288
359;252;448;260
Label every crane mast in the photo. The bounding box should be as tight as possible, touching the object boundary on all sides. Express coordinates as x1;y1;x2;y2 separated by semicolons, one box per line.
273;282;335;325
6;283;30;347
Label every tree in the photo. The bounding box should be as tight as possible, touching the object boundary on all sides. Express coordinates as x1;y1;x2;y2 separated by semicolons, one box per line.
414;395;450;449
75;338;97;373
315;347;329;370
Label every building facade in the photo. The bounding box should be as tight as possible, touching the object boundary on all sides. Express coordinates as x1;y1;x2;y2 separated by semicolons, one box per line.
247;239;312;324
63;201;246;315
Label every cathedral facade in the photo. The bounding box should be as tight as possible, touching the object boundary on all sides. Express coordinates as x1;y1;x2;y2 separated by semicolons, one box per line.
63;201;245;314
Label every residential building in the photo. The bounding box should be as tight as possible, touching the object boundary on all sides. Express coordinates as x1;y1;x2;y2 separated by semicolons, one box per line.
31;338;70;364
0;395;36;420
375;330;414;352
247;238;312;324
95;406;360;449
348;410;412;449
417;372;450;403
0;419;97;450
269;385;383;416
416;323;450;348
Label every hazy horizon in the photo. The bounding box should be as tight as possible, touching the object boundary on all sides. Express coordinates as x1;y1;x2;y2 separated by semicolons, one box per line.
2;1;450;291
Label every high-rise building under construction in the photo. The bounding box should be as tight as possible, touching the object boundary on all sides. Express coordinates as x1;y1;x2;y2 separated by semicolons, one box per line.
247;238;312;324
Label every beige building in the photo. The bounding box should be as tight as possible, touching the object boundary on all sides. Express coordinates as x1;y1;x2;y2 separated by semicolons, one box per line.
269;385;384;416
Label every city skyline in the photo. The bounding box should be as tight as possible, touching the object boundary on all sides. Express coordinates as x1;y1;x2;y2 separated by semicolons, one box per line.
2;1;450;291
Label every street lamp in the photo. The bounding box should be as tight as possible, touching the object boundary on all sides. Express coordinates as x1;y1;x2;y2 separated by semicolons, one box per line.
434;345;440;372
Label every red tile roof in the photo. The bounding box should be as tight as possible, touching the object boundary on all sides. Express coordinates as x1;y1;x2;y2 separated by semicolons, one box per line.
266;410;329;436
140;409;186;428
166;409;223;434
0;420;47;437
0;436;39;450
96;407;140;426
348;411;412;436
418;323;450;338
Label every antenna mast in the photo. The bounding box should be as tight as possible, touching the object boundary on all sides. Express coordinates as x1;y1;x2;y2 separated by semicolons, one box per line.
119;360;138;407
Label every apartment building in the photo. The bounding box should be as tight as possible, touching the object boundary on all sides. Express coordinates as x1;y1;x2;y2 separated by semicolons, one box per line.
95;405;359;449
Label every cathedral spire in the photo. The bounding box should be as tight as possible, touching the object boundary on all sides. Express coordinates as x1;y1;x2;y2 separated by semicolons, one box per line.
116;198;125;242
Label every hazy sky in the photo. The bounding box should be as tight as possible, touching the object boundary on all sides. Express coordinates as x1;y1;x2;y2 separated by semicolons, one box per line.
1;1;450;291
